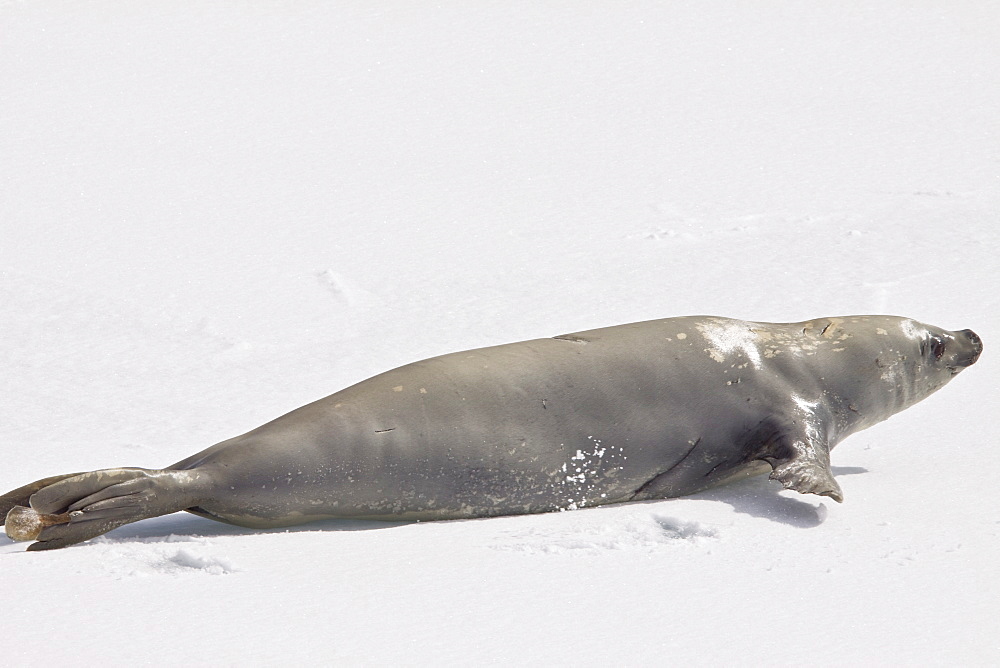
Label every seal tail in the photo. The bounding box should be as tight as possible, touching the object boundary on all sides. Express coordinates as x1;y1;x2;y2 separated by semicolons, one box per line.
2;468;208;551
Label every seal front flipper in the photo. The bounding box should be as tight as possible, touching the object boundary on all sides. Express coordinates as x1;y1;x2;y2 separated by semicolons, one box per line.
2;468;210;551
762;436;844;503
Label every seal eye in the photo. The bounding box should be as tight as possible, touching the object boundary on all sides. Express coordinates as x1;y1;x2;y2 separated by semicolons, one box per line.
930;337;946;360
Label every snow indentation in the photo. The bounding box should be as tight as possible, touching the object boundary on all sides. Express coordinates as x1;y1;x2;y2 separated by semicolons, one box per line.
492;513;718;555
87;535;240;578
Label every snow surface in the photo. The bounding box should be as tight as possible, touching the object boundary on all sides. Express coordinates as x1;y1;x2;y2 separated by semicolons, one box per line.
2;2;998;665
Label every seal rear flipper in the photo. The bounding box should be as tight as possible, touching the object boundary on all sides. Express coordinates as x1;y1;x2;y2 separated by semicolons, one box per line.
763;439;844;503
3;468;209;550
1;472;85;519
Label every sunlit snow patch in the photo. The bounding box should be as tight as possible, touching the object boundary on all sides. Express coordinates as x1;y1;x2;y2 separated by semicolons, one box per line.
899;319;928;341
696;319;763;369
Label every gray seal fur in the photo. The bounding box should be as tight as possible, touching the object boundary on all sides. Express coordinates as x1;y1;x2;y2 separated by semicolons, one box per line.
2;315;982;550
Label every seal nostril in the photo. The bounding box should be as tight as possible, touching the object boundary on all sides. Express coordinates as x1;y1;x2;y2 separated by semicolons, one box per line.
961;329;983;352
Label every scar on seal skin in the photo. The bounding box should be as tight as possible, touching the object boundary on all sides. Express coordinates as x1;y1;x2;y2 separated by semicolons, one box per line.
2;315;982;550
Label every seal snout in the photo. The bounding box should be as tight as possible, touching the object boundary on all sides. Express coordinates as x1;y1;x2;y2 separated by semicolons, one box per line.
954;329;983;368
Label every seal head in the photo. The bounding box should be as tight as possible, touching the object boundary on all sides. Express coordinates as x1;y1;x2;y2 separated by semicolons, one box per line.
850;319;982;425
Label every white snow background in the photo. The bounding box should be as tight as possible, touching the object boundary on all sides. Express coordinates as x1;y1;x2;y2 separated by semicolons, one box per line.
2;2;998;665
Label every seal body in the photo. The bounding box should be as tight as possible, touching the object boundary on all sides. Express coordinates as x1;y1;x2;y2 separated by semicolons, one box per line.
2;315;982;550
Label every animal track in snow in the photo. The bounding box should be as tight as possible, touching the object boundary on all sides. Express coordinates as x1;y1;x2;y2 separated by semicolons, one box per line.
628;216;762;242
491;513;718;556
315;269;364;305
88;535;240;578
